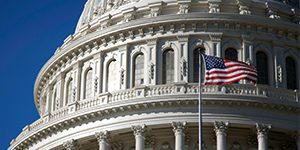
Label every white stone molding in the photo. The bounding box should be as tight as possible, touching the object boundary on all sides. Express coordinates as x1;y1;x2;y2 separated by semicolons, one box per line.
95;131;110;150
132;125;147;150
214;121;229;150
172;121;187;150
209;33;222;57
256;123;271;150
63;139;78;150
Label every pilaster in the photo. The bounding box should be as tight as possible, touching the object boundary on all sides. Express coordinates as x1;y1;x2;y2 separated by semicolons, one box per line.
118;45;128;89
93;51;103;94
68;62;82;113
214;121;229;150
172;121;187;150
147;39;157;85
177;36;189;83
132;125;147;150
209;33;222;57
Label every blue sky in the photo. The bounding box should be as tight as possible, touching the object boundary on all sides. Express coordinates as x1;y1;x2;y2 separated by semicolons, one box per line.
0;0;85;149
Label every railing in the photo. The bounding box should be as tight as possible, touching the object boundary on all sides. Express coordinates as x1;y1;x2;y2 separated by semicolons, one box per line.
11;84;299;147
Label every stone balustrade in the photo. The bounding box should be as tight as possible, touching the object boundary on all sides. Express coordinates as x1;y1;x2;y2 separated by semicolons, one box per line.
10;84;299;148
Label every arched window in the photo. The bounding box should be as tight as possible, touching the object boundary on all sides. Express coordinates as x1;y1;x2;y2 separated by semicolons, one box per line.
162;49;174;84
286;57;298;89
225;48;238;61
256;51;269;85
107;60;118;92
85;69;93;99
133;53;144;87
66;79;73;104
193;47;206;83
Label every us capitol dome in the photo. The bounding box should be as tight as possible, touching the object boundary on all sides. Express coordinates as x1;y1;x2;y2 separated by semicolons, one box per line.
9;0;300;149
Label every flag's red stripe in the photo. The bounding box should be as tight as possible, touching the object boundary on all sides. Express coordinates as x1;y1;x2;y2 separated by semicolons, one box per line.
206;68;257;75
205;72;257;80
225;64;256;70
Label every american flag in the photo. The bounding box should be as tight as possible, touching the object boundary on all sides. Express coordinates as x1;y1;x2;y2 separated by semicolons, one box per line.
203;55;257;85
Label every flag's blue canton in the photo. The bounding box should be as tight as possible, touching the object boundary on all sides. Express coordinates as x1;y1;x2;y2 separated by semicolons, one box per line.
203;55;226;70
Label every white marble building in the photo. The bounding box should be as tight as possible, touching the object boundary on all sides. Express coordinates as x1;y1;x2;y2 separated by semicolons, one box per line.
9;0;300;150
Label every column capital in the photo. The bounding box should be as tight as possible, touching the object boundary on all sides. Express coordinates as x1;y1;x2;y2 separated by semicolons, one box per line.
132;124;147;136
95;131;110;143
172;121;187;133
63;139;77;150
256;123;271;136
214;121;229;135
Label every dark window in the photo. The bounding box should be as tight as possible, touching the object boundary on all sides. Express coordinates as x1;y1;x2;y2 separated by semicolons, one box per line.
286;57;298;89
193;47;206;83
225;48;238;61
256;51;269;85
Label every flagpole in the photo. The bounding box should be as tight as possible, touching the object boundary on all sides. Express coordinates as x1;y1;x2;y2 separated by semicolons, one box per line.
199;54;203;150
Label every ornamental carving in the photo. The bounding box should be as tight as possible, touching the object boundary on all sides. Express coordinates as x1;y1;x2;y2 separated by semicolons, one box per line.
208;0;221;13
72;87;77;102
94;76;98;93
214;121;229;134
256;123;271;136
63;139;78;150
230;141;242;150
172;121;187;133
111;142;124;150
95;131;110;143
150;7;161;17
145;135;156;145
131;124;147;136
265;2;280;19
277;65;283;83
178;4;190;14
237;0;251;15
180;59;187;77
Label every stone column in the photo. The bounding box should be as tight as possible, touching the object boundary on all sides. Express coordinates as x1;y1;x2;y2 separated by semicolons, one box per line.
132;125;147;150
214;121;229;150
93;51;103;94
63;139;77;150
256;123;271;150
172;121;187;150
95;131;110;150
